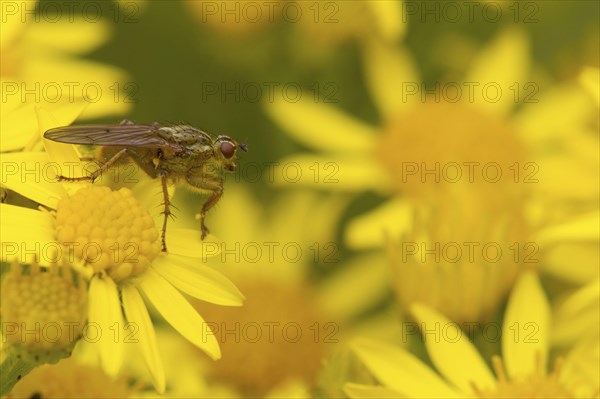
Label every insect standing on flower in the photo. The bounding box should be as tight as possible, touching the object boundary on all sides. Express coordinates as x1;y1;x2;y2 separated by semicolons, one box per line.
44;119;247;252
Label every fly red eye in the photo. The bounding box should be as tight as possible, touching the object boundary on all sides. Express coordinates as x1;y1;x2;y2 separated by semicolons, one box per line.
220;141;235;159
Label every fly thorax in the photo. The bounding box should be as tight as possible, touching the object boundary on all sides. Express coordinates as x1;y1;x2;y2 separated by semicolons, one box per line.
159;125;211;146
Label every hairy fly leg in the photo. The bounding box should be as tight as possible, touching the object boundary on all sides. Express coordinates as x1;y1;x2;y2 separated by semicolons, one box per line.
159;170;175;252
186;172;224;240
57;148;129;183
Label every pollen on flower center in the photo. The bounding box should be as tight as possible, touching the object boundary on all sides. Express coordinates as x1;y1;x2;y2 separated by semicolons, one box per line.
54;186;161;281
377;102;526;201
380;102;532;323
0;260;87;361
193;279;326;397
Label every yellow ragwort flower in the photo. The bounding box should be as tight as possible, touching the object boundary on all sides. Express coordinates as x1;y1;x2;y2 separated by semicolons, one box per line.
1;0;132;152
0;108;245;393
160;185;348;397
346;271;599;398
264;28;599;322
1;260;87;358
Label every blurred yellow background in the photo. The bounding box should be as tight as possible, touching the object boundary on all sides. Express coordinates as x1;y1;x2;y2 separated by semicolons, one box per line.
1;0;598;397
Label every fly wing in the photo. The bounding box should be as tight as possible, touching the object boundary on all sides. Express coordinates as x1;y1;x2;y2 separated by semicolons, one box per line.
44;124;182;152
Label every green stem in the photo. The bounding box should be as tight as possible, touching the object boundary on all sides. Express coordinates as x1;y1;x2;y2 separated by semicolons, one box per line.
0;347;38;396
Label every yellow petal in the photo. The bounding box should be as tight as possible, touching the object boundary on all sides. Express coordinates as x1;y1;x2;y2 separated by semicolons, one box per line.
533;154;599;202
0;204;54;265
555;278;600;319
351;337;462;398
535;211;599;245
0;101;86;152
121;283;166;393
197;184;262;242
273;154;391;192
1;102;37;151
316;253;390;321
344;383;403;399
264;96;377;153
539;167;600;202
0;152;67;208
410;303;496;393
165;228;221;259
502;271;550;378
152;254;244;306
37;102;89;140
79;91;133;120
348;311;409;344
552;312;600;349
361;39;419;120
37;106;85;174
269;189;347;244
560;336;600;398
579;66;600;107
24;19;110;54
0;1;31;48
465;28;529;116
366;1;407;42
88;275;124;376
151;328;210;396
345;198;412;250
542;242;599;285
0;84;28;115
551;279;600;347
23;56;127;88
515;84;596;146
137;268;221;360
23;58;132;120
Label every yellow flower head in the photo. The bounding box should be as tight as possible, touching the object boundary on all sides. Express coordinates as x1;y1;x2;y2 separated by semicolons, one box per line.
346;272;599;399
1;0;131;153
387;190;528;323
54;186;161;281
165;185;345;397
377;101;525;201
378;98;532;322
0;260;87;361
265;28;599;324
8;357;138;399
1;108;245;394
194;278;326;397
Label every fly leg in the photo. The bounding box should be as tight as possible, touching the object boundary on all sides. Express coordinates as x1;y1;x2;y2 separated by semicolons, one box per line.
186;173;223;240
57;148;129;183
159;170;173;252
